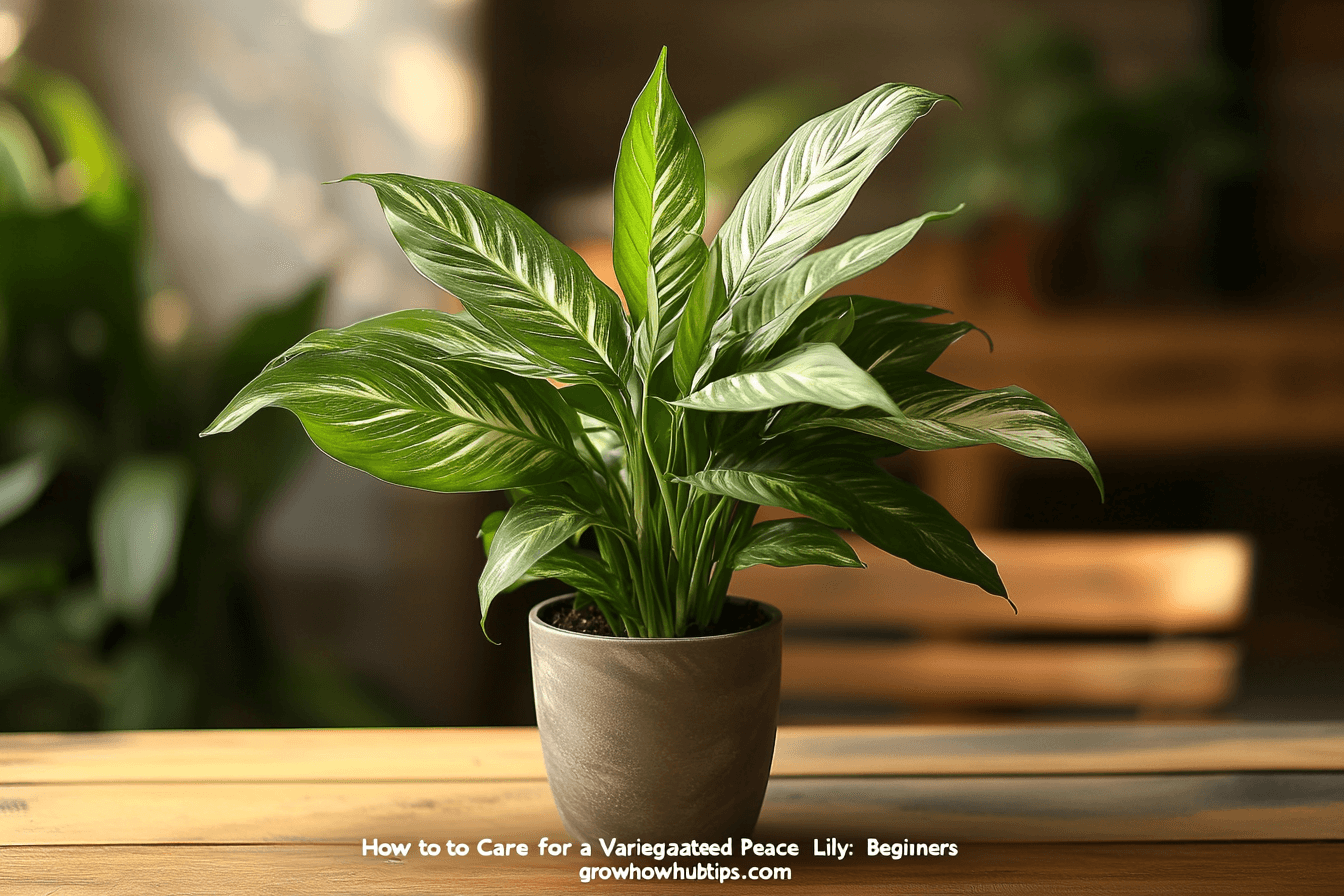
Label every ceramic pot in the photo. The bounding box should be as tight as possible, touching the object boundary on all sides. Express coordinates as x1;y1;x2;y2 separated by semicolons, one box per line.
528;594;782;843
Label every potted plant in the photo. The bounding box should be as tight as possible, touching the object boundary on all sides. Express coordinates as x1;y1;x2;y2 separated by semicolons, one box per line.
203;49;1100;842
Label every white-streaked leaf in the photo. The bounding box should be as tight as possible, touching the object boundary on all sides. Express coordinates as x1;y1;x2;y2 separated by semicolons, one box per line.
92;457;193;621
680;460;1005;598
344;173;630;385
794;372;1102;495
337;308;556;379
731;518;863;570
716;84;949;306
673;342;900;415
478;495;596;626
613;47;707;329
0;452;54;527
736;207;961;360
203;331;584;493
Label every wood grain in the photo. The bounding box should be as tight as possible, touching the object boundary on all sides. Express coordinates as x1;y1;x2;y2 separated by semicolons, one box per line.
4;724;1341;783
783;640;1240;708
1;773;1339;845
736;532;1253;634
1;842;1340;895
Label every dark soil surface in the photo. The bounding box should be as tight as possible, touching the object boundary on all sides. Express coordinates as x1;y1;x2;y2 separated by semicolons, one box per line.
542;598;772;638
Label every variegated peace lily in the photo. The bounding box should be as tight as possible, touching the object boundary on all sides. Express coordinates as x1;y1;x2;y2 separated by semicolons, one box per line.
203;50;1101;638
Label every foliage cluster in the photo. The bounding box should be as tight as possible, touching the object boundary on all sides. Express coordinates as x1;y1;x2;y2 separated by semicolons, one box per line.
208;50;1100;639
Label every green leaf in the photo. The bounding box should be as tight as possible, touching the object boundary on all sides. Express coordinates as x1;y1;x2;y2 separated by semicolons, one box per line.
0;452;55;528
478;495;597;627
716;84;950;305
340;308;556;379
203;330;584;493
344;173;630;385
836;300;978;376
674;342;900;415
735;206;962;360
788;296;855;349
680;460;1005;598
793;372;1103;496
480;507;626;611
613;47;707;329
731;518;863;570
673;240;727;394
529;548;628;614
558;383;620;429
92;457;193;621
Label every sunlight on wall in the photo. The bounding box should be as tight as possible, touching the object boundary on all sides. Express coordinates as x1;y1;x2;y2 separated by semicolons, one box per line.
0;10;25;62
53;0;483;334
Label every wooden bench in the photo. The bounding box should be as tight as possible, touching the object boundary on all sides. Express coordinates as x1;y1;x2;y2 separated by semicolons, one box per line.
732;531;1254;719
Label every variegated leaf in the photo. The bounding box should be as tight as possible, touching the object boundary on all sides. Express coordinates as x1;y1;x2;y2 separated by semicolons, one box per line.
478;495;596;625
735;207;960;361
716;84;949;306
680;460;1005;597
203;332;584;493
338;308;556;379
674;342;900;415
344;174;630;385
794;372;1103;495
731;518;863;570
613;47;708;330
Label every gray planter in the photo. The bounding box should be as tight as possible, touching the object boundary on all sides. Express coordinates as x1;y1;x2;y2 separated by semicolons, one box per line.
528;594;782;843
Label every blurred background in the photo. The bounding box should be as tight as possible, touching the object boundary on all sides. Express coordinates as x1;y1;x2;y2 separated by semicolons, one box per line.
0;0;1340;730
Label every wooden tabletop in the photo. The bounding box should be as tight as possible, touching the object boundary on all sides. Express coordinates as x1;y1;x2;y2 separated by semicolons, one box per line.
2;722;1341;893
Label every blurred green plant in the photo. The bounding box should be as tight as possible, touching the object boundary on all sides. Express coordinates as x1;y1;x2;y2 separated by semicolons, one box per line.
0;58;400;730
925;18;1253;295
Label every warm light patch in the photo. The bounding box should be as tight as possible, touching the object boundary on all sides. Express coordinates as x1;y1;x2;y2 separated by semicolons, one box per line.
0;11;23;62
146;289;192;348
168;94;276;209
379;33;478;151
300;0;362;35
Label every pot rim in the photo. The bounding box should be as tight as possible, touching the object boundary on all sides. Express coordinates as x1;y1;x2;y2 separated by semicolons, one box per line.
528;593;782;643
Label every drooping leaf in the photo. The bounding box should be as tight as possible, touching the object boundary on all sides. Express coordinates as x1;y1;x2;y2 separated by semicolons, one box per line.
673;240;727;394
674;342;901;415
735;206;961;360
344;173;630;385
203;332;584;493
716;84;950;306
529;547;629;614
0;452;55;528
791;372;1103;496
92;457;193;621
680;460;1005;597
613;47;707;329
478;495;597;626
731;518;863;570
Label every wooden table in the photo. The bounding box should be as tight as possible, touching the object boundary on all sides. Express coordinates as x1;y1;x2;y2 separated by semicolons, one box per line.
2;723;1341;893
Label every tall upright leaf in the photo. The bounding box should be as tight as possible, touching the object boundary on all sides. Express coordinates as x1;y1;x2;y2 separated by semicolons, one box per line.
345;174;630;385
613;47;708;332
735;207;961;361
673;240;727;393
203;333;584;493
716;84;949;306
